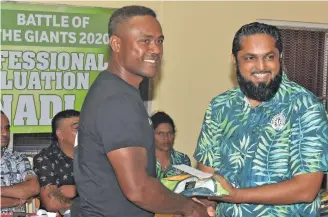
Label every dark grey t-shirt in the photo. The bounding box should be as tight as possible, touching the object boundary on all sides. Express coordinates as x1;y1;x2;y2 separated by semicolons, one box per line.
73;71;156;217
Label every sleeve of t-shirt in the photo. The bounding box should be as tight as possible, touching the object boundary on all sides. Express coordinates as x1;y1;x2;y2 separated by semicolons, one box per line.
193;99;221;167
290;97;328;176
33;153;56;187
96;94;148;153
17;153;36;181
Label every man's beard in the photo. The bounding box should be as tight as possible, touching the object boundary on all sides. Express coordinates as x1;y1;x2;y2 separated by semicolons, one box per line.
236;63;283;102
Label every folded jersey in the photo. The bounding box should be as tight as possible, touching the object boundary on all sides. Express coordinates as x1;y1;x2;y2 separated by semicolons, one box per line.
161;174;229;197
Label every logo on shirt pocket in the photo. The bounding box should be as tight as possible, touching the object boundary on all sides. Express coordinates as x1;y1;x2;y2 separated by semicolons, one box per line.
270;113;286;131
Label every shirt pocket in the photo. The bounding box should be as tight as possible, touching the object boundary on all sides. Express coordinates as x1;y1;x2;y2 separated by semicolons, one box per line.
252;126;291;185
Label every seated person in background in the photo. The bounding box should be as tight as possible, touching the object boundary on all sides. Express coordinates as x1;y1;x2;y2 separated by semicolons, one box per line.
0;111;40;214
151;111;191;179
33;110;80;217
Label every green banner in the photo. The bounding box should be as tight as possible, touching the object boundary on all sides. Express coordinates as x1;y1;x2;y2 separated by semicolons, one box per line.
0;2;116;133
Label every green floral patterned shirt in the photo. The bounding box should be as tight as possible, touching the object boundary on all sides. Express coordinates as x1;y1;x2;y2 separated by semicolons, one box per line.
156;149;191;179
194;73;328;217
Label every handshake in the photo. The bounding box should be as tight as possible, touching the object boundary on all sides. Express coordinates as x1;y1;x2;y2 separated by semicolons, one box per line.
160;165;230;217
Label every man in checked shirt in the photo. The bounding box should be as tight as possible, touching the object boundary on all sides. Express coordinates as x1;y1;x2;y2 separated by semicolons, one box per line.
0;111;40;214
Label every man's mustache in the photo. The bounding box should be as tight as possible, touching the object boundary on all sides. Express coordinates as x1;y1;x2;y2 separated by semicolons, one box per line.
251;70;271;75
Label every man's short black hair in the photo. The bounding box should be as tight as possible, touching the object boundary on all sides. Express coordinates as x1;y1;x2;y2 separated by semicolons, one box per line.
108;5;157;39
0;110;9;125
51;109;80;142
232;22;283;58
0;111;8;120
151;111;176;133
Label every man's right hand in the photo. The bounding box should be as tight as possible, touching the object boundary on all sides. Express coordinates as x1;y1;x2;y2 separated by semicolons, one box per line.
59;185;77;199
182;199;214;217
19;198;27;206
191;198;216;217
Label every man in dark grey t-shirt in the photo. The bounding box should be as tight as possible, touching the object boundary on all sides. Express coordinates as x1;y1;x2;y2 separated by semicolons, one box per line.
73;5;215;217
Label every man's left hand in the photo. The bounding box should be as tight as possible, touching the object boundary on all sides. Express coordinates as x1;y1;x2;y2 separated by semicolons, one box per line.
208;174;241;203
